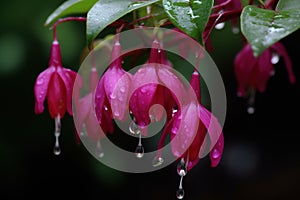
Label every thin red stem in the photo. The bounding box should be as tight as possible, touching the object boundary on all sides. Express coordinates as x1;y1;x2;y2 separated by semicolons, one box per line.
50;17;87;40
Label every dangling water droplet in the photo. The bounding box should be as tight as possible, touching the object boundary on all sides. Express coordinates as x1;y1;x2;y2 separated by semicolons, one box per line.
135;132;144;158
176;188;184;199
129;121;140;135
177;158;187;176
96;140;104;158
53;115;61;155
247;106;255;114
135;145;144;158
215;22;225;30
152;156;164;167
53;142;61;155
271;53;280;64
176;175;185;199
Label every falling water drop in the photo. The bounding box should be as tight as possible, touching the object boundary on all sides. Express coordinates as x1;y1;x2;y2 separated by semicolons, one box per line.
152;156;164;167
129;121;141;135
176;176;185;199
177;158;187;176
135;132;144;158
215;22;225;30
271;53;280;64
53;115;61;155
247;106;255;114
96;140;104;158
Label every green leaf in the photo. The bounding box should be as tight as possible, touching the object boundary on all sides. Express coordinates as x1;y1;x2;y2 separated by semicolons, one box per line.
241;5;300;57
276;0;300;11
87;0;160;46
45;0;98;26
162;0;213;44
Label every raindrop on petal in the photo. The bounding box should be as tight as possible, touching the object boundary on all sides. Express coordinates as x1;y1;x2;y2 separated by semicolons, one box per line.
211;148;220;159
271;53;280;64
36;78;44;85
152;156;164;167
215;22;225;30
120;86;126;93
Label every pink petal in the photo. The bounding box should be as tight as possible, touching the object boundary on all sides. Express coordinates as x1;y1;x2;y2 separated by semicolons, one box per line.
47;72;67;118
197;105;223;159
95;77;107;123
75;93;92;134
34;67;55;114
57;67;77;116
171;102;199;158
210;132;224;167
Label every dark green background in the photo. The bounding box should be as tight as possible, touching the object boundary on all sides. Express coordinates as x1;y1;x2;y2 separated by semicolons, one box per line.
1;0;300;199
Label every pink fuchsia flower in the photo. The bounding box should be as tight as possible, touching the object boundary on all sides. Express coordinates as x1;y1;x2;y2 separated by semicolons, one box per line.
75;67;113;143
95;37;131;124
34;39;77;118
234;42;296;97
156;71;224;171
129;39;181;135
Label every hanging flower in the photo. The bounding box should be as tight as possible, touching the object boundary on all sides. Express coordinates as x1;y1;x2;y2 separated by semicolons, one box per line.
234;42;296;97
34;39;78;155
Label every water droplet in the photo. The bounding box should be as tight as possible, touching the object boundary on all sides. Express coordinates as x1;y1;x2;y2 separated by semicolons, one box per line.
135;145;144;158
140;87;147;94
53;143;61;155
110;93;116;99
120;86;126;93
118;96;124;101
172;107;178;117
129;121;140;135
211;148;220;159
114;111;120;117
215;22;225;30
36;78;44;85
171;126;178;134
104;105;108;111
96;140;104;158
247;106;255;114
38;95;43;99
152;156;164;167
177;158;187;176
271;53;280;64
176;188;184;199
55;115;61;133
158;49;161;53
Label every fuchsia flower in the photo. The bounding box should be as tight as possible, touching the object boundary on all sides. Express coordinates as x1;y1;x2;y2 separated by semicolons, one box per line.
234;42;296;97
75;68;113;142
34;39;77;118
95;37;131;126
157;70;224;171
129;39;181;135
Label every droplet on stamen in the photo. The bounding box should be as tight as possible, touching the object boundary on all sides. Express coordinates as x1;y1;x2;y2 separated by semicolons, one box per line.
177;158;187;176
53;115;61;155
129;121;141;135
